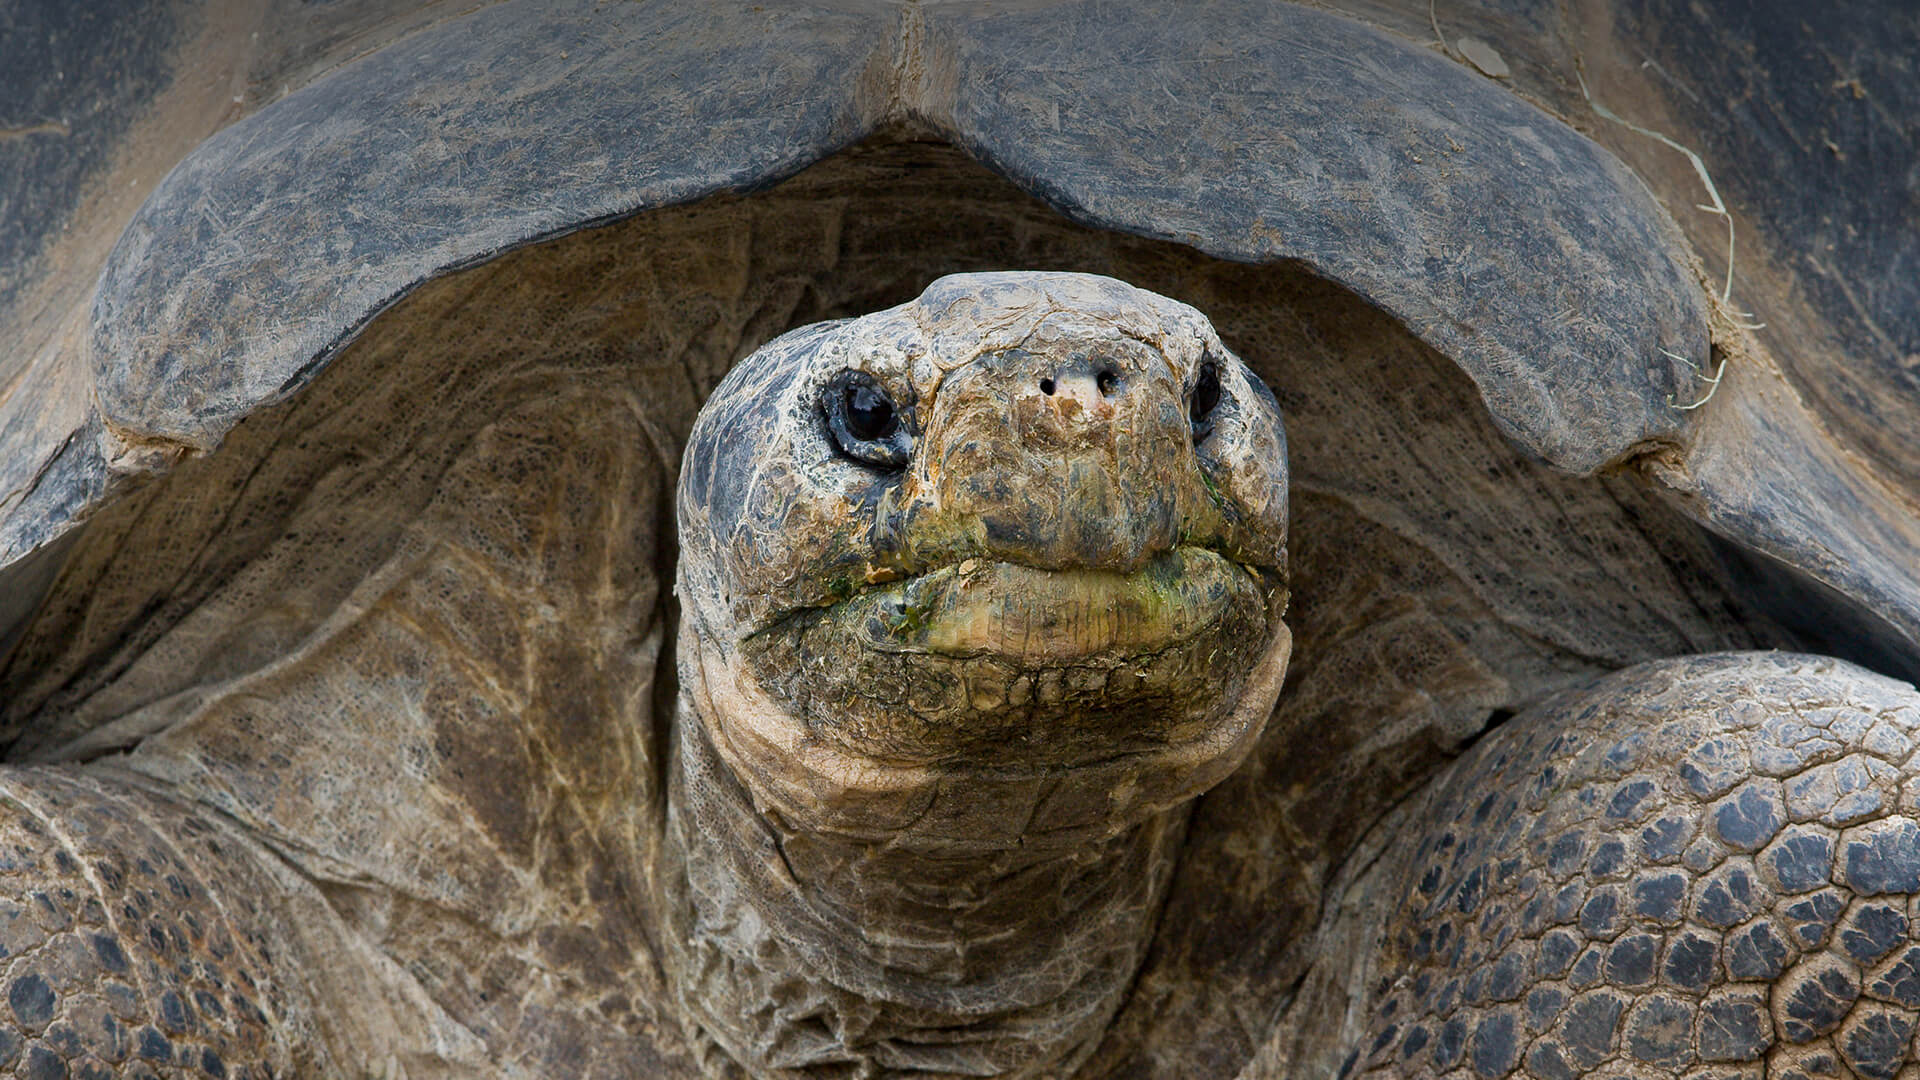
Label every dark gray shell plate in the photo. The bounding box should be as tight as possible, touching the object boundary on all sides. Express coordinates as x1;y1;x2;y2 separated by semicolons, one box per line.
3;0;1919;675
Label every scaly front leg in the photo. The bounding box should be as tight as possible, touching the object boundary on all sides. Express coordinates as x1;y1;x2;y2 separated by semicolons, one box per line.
1307;652;1920;1079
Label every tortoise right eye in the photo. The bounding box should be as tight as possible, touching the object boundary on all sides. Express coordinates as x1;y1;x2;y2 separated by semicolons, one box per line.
823;371;912;469
1190;362;1223;439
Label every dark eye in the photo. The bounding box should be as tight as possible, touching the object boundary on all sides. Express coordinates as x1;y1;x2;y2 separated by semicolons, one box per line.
824;371;912;468
844;379;896;441
1190;361;1223;438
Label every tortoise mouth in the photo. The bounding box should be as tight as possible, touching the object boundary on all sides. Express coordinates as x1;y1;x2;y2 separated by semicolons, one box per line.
749;543;1283;642
736;546;1283;766
834;547;1268;664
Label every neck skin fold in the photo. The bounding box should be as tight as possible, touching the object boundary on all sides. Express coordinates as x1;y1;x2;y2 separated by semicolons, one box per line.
660;649;1189;1079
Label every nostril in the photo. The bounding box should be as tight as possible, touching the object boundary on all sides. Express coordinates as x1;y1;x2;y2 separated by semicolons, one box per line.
1039;377;1056;396
1095;369;1120;397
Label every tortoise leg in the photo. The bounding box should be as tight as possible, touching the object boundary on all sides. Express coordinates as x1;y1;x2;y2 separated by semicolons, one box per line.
1330;652;1920;1080
0;765;307;1079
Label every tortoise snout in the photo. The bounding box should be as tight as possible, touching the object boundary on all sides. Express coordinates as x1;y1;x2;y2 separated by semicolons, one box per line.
909;345;1197;571
1036;357;1125;413
1009;356;1133;451
1003;350;1176;458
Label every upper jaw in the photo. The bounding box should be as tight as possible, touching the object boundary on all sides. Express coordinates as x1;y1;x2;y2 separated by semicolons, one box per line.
693;601;1296;846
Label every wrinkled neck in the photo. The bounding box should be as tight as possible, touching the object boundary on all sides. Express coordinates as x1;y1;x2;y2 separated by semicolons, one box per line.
661;694;1186;1079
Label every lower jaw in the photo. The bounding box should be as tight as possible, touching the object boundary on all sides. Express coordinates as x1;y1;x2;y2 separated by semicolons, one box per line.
697;609;1293;849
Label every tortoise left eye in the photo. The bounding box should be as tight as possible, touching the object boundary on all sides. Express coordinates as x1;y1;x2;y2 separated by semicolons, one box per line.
823;371;912;469
843;380;897;441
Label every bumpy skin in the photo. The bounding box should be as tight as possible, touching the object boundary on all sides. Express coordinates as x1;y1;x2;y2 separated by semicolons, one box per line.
0;769;296;1080
1300;653;1920;1079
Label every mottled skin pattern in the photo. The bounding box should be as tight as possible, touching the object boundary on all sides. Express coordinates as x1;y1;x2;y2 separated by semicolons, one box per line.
0;270;1918;1079
0;770;293;1080
1322;653;1920;1080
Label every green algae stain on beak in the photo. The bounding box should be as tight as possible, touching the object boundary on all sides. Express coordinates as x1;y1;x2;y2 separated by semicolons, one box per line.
852;548;1259;664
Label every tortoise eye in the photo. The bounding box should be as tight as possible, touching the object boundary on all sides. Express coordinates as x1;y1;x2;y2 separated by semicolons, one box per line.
844;380;897;441
1190;362;1223;438
824;371;912;468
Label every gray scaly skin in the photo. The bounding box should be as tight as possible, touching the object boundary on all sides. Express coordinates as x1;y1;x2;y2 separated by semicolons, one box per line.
1303;652;1920;1080
0;769;294;1079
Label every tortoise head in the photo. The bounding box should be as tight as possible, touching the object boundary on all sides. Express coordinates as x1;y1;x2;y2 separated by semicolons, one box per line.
676;271;1291;843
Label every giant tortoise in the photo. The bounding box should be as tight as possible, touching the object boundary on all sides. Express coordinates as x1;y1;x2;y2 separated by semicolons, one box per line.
2;1;1919;1078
